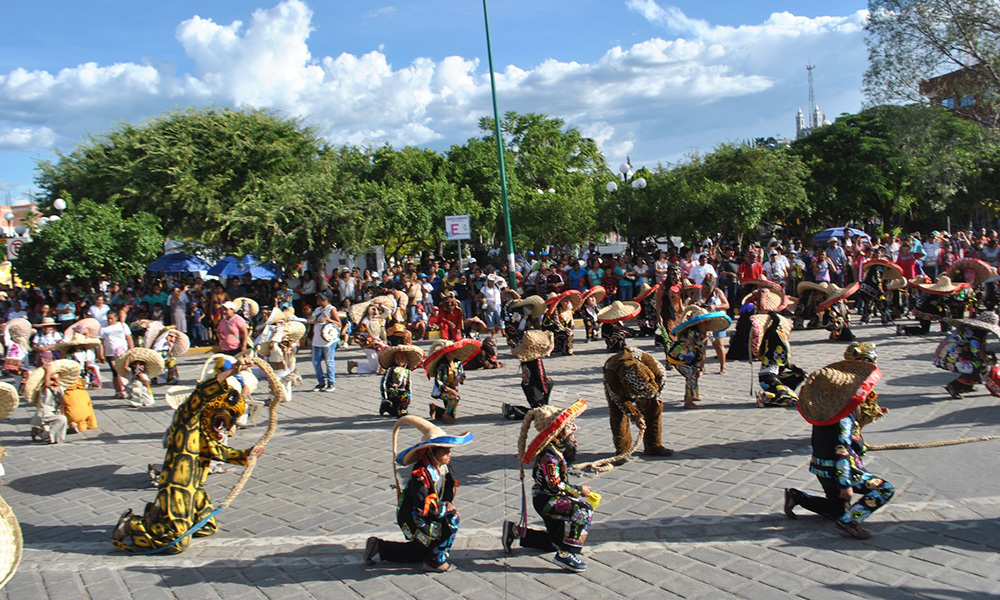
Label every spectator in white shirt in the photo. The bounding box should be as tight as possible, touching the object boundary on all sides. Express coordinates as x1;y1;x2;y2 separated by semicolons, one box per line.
688;254;718;286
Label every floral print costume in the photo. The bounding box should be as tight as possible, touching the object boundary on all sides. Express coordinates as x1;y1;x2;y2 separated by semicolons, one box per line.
380;365;412;417
430;359;465;422
790;415;895;526
528;444;592;552
667;327;706;406
933;326;996;396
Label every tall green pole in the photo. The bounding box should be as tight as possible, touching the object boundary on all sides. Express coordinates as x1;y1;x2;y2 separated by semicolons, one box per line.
482;0;517;288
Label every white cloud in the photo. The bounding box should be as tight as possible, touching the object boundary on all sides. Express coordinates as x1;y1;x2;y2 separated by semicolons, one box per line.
0;0;869;179
364;6;396;18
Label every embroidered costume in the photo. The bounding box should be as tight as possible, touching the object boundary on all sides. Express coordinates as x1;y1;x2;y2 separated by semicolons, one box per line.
667;307;730;409
753;313;804;408
425;339;480;424
932;312;1000;398
378;345;425;418
597;301;641;353
503;330;554;420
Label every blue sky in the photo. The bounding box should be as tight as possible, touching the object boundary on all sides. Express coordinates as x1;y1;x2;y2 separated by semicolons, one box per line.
0;0;870;204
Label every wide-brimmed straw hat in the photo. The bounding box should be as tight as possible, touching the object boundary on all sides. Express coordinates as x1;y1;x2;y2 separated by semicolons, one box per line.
510;295;547;319
65;318;101;339
519;399;587;467
141;320;165;349
797;360;882;426
0;493;23;589
422;338;481;377
581;286;607;304
943;311;1000;340
232;297;260;316
265;307;287;324
349;300;391;324
53;332;102;354
950;258;996;286
797;281;828;296
749;313;792;358
597;300;641;323
634;282;659;302
910;275;968;296
511;330;554;362
5;319;33;341
113;347;166;378
886;277;910;291
379;344;426;370
24;360;81;406
816;282;860;312
672;306;731;336
744;278;783;293
742;287;789;313
0;382;18;420
393;415;473;467
152;329;190;357
547;290;583;315
861;259;903;280
283;321;307;344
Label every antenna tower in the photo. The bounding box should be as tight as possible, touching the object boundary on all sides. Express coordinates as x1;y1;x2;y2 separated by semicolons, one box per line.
806;63;817;129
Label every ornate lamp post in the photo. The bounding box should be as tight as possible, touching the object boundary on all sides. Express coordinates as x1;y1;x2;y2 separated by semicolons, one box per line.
606;157;646;248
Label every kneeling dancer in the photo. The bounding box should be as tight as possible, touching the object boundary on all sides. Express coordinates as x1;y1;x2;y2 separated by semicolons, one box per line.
112;360;263;554
784;356;894;539
503;330;554;420
378;344;424;417
364;416;473;572
503;399;595;572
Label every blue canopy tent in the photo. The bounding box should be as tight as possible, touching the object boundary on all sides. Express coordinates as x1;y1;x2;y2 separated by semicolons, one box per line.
147;252;211;273
811;227;870;246
208;255;283;280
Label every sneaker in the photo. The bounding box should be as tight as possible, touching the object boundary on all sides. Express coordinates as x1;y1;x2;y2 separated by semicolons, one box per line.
312;384;326;392
501;521;517;554
553;551;587;572
363;536;379;565
783;488;797;519
324;384;335;392
836;520;872;540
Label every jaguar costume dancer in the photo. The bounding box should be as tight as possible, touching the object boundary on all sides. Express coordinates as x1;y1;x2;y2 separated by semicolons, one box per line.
603;346;673;457
784;356;894;540
752;313;804;408
112;360;264;554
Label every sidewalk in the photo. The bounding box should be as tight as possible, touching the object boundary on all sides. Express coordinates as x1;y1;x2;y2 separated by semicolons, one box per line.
1;319;999;599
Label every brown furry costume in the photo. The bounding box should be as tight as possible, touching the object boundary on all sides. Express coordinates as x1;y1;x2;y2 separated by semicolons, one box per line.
603;347;673;456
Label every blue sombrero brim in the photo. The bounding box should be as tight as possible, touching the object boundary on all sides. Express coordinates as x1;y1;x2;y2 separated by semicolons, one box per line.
671;311;732;336
396;432;474;466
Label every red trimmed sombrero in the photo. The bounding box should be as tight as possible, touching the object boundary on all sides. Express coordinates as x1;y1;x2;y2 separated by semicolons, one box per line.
421;338;481;377
861;259;903;280
798;360;882;426
950;258;996;286
547;290;584;315
743;278;783;293
520;399;587;466
581;286;607;305
634;282;660;302
816;282;860;312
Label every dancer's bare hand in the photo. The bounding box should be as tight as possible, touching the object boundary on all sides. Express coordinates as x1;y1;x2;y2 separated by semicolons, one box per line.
581;486;592;496
839;487;852;500
637;417;647;430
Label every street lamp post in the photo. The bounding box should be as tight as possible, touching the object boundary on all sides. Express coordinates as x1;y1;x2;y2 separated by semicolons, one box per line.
606;157;646;249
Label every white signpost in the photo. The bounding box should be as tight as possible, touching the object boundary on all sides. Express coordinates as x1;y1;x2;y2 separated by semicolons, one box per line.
6;238;22;260
445;215;471;269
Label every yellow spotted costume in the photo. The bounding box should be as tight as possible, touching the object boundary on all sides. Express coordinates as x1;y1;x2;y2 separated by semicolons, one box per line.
112;377;249;554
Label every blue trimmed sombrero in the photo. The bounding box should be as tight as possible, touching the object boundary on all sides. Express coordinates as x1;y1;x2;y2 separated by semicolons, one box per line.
671;306;731;336
393;415;473;467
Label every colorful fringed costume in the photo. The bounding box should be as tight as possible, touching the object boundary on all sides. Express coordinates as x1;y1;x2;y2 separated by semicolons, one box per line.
755;314;804;408
381;365;412;417
112;377;250;554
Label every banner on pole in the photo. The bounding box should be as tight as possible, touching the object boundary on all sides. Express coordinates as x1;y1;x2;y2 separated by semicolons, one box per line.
445;215;471;241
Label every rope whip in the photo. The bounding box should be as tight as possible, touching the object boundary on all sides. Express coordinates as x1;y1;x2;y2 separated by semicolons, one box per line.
867;435;998;451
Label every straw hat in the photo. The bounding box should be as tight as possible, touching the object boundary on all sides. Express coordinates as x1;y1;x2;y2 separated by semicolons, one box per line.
744;278;783;293
164;386;193;410
671;306;731;336
393;415;473;467
0;493;23;589
53;331;102;354
0;382;18;420
392;289;410;311
24;360;81;406
750;313;791;359
742;287;788;313
233;297;260;316
597;300;641;323
581;285;607;304
113;347;166;378
951;258;996;286
282;306;300;321
634;282;659;302
64;317;101;339
797;360;882;426
5;319;33;342
422;338;481;377
815;282;860;312
519;399;587;467
547;290;583;315
943;311;1000;340
379;344;426;370
511;330;554;362
283;321;307;344
886;277;909;291
861;259;903;280
910;275;968;296
152;329;190;357
509;296;547;319
265;307;287;324
797;281;828;296
142;321;165;349
37;317;57;328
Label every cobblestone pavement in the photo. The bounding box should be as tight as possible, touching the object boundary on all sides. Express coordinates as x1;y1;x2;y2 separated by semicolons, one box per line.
2;318;999;599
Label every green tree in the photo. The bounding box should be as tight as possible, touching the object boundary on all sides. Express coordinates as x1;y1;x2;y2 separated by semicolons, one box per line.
14;199;162;286
865;0;1000;125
